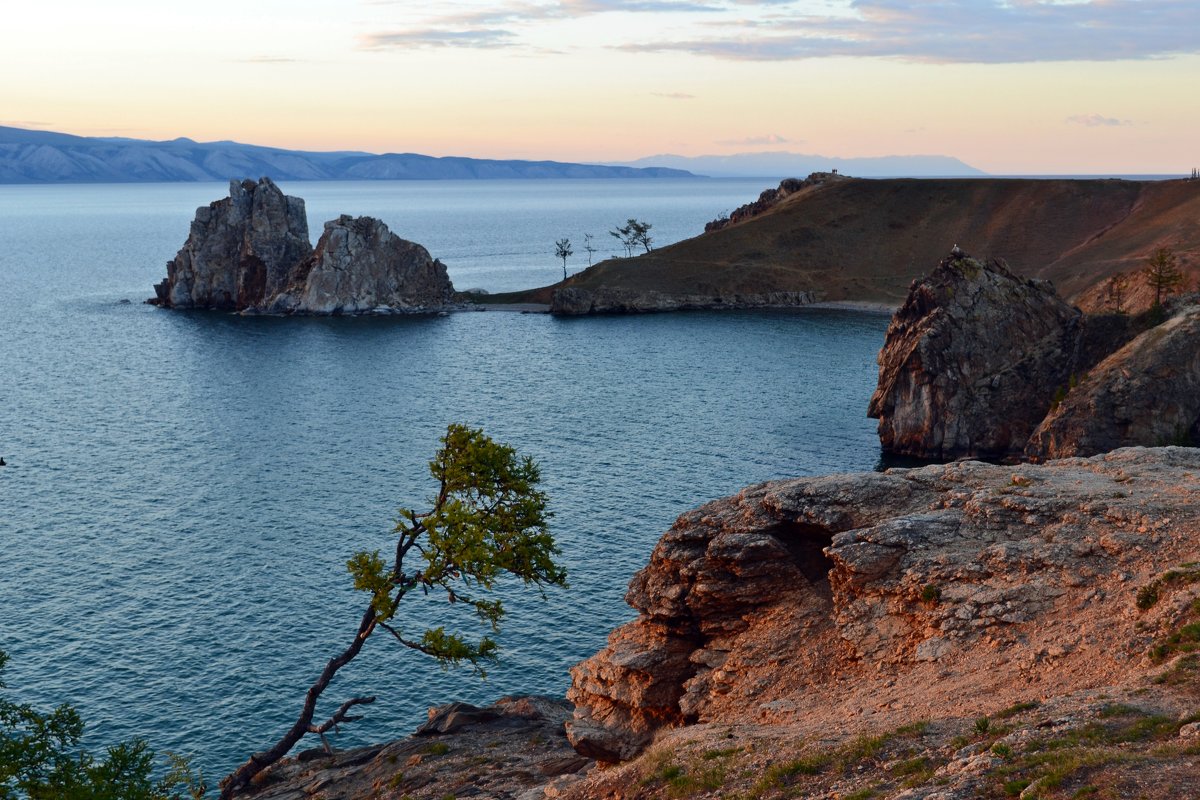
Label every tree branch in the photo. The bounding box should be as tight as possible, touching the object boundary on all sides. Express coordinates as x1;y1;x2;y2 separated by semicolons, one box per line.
218;606;378;799
307;695;376;736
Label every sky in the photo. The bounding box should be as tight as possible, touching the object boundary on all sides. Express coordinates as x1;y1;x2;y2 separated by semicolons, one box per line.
3;0;1198;173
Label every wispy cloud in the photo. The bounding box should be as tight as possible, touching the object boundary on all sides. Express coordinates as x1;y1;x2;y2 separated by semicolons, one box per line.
717;133;790;145
1066;114;1131;127
363;27;519;49
653;91;696;99
0;120;55;129
359;1;1200;61
361;0;722;51
622;0;1200;63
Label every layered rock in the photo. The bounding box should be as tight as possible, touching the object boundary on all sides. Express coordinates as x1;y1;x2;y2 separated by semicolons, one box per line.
267;215;454;314
567;447;1200;763
1026;305;1200;459
235;696;590;799
550;287;814;315
152;177;312;311
151;178;455;315
868;250;1083;460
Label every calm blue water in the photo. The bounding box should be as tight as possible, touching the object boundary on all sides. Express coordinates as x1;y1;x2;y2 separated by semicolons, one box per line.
0;179;889;782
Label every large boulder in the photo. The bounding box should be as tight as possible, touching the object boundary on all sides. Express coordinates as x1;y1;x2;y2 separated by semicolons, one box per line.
153;177;312;311
868;250;1082;460
566;447;1200;763
1026;305;1200;459
267;215;454;314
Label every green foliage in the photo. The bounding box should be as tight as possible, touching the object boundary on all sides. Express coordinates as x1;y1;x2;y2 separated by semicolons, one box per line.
0;651;204;800
554;238;573;280
349;424;566;671
609;219;653;257
920;584;942;604
974;716;991;735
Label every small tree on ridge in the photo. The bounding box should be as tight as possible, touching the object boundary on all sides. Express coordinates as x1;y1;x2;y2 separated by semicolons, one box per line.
219;425;566;799
1143;247;1184;308
555;238;573;281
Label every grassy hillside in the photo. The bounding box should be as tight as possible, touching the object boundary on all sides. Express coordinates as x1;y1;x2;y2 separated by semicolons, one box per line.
546;177;1200;310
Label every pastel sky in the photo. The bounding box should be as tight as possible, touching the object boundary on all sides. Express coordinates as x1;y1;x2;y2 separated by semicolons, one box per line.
4;0;1198;173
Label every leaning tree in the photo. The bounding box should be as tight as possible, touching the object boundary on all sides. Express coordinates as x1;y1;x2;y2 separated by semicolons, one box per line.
219;424;567;798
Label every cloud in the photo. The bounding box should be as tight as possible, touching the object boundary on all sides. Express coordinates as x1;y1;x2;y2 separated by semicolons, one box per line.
360;0;722;51
1066;114;1131;127
362;27;518;49
0;120;55;129
717;133;790;145
621;0;1200;63
653;91;696;99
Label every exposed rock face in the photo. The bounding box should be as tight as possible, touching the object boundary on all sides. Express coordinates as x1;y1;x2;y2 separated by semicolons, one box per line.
235;696;590;800
550;287;814;316
868;251;1083;460
1026;306;1200;459
267;215;454;314
566;447;1200;763
153;177;312;311
151;178;455;315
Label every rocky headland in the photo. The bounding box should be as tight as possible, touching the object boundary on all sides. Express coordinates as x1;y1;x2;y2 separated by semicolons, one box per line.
563;446;1200;799
150;178;456;314
869;249;1200;462
528;175;1200;316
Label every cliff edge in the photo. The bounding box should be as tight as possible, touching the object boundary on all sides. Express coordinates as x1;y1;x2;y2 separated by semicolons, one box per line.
564;447;1200;799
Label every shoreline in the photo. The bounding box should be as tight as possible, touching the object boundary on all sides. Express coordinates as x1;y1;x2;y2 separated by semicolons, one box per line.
806;299;898;314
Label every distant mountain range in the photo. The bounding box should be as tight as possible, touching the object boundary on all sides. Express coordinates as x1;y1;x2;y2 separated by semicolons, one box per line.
610;151;985;178
0;126;695;184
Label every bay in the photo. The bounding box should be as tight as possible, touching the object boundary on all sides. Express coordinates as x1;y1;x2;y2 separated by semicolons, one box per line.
0;178;890;779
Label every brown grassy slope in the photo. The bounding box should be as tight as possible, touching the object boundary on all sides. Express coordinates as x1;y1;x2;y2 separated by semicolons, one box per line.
555;177;1200;308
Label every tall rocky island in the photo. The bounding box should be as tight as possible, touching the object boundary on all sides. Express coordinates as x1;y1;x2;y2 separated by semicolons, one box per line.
150;177;456;314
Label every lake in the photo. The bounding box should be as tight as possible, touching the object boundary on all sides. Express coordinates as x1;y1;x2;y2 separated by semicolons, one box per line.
0;178;891;780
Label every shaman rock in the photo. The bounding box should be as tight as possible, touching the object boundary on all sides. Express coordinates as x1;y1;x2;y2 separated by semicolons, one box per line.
151;178;456;315
152;177;312;311
268;215;454;314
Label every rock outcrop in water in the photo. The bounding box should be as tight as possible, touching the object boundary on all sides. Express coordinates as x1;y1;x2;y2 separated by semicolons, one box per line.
565;447;1200;781
152;178;313;311
869;250;1200;461
867;251;1083;460
266;215;454;314
151;178;456;314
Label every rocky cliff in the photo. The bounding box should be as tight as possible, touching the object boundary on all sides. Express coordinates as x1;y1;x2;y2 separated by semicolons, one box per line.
152;178;313;311
869;250;1200;461
1027;305;1200;460
151;178;456;314
867;251;1082;460
564;447;1200;799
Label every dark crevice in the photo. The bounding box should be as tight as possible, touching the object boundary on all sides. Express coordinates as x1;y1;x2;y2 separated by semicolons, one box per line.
767;521;835;600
